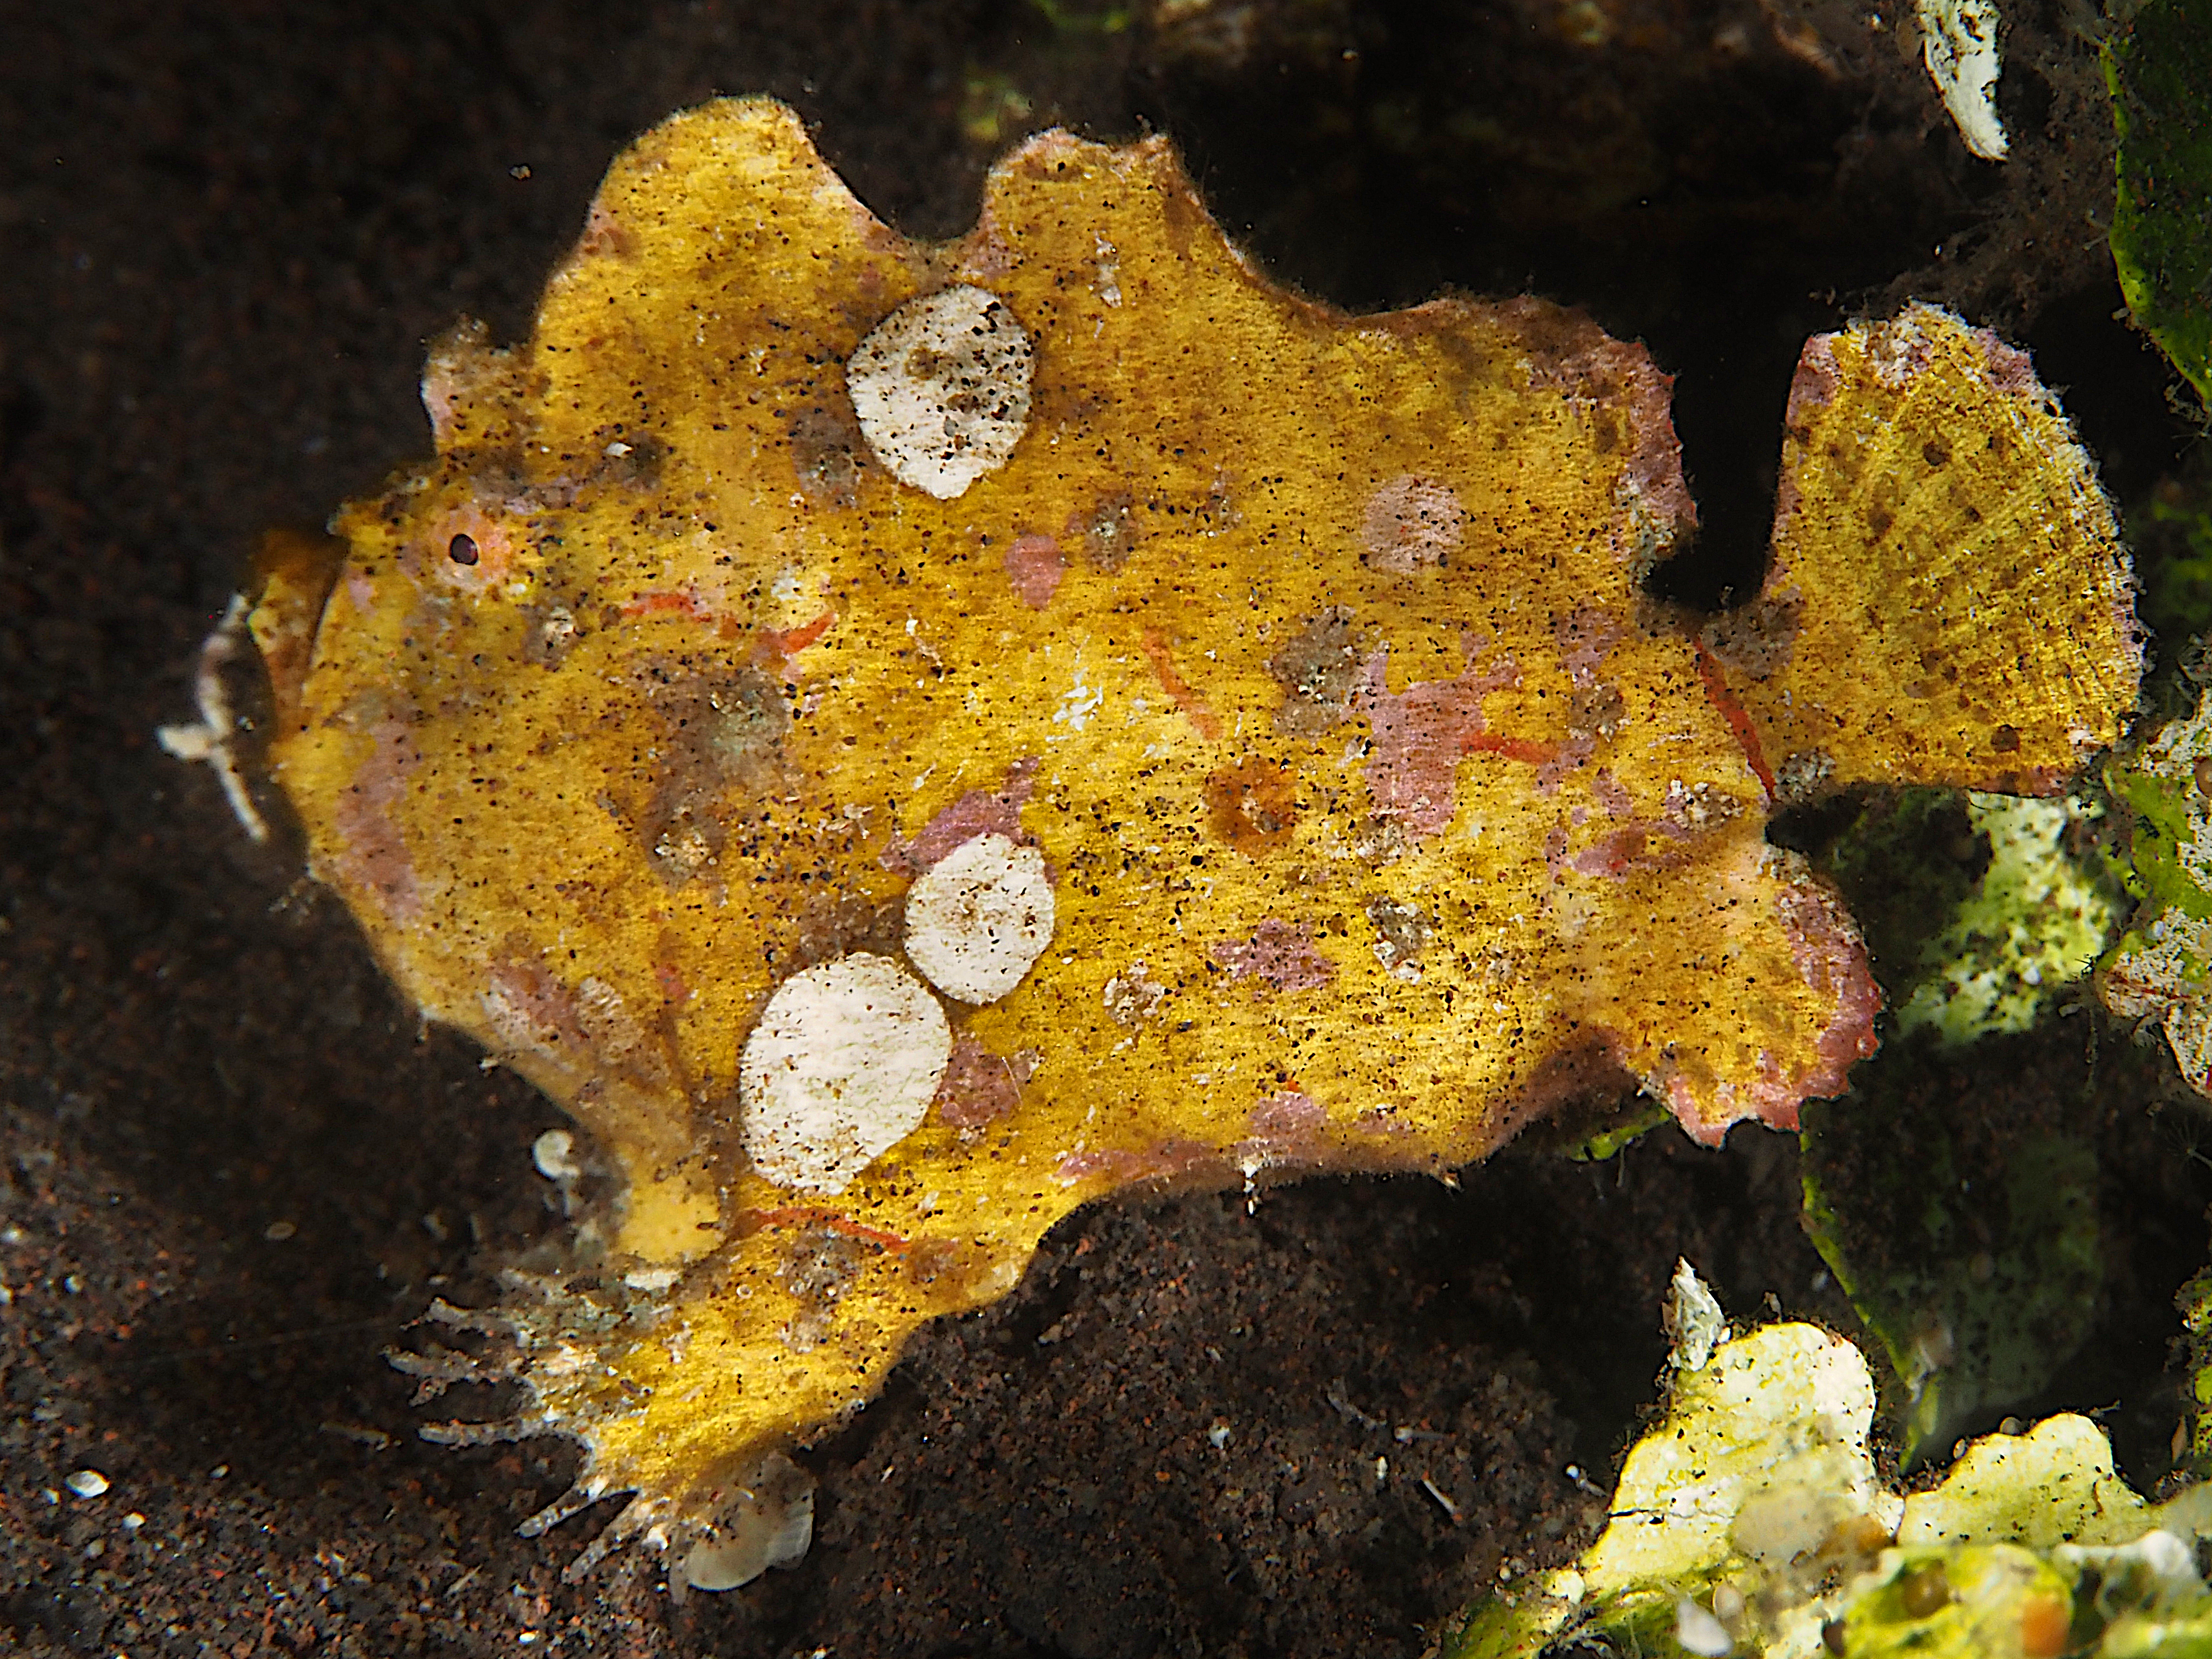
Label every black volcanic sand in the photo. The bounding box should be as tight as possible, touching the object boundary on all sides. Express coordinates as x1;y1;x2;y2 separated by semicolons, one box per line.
1;3;2204;1654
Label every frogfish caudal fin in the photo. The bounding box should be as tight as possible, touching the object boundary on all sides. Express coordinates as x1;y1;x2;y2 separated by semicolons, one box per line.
1699;303;2139;803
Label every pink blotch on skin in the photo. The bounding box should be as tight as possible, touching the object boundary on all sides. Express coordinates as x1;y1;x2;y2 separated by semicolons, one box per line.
1502;297;1697;545
1664;877;1878;1146
882;757;1040;876
331;708;423;923
1250;1090;1326;1137
1361;476;1464;573
1534;733;1595;796
1976;330;2041;398
1053;1138;1216;1187
482;958;587;1059
1357;638;1521;836
932;1037;1021;1130
1784;333;1842;426
1557;608;1622;691
958;209;1020;280
1002;534;1066;609
1776;879;1882;1101
1592;770;1633;820
1230;1090;1334;1173
1210;919;1336;995
1567;824;1691;880
1771;334;1842;542
1534;609;1624;794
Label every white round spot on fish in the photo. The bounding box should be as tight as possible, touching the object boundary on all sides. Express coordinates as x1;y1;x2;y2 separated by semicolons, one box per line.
846;285;1033;500
739;953;950;1195
903;832;1055;1003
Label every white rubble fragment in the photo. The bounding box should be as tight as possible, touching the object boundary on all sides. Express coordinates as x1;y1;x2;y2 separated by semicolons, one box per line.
156;593;271;843
2055;1529;2204;1614
679;1452;815;1592
739;953;950;1195
847;285;1033;499
1675;1597;1734;1657
65;1469;110;1499
1667;1257;1728;1372
902;832;1056;1003
1919;0;2008;162
531;1128;581;1183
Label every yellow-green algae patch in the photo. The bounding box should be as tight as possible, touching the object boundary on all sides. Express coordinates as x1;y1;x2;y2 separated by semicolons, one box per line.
1894;793;2122;1044
1448;1307;2212;1659
245;99;2139;1570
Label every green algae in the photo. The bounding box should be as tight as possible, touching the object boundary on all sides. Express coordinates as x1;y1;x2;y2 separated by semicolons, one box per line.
1800;1065;2101;1470
1785;783;2117;1469
2098;687;2212;1091
1891;794;2124;1044
2176;1263;2212;1480
2136;476;2212;659
1814;786;2122;1047
2105;0;2212;408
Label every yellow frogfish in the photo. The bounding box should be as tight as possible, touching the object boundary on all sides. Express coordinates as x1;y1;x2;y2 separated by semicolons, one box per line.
219;99;2135;1583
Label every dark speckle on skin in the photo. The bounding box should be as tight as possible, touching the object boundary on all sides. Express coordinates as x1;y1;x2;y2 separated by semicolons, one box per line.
1267;609;1361;737
635;661;791;878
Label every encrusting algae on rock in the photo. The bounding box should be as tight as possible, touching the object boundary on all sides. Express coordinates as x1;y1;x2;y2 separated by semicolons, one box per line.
223;99;2140;1579
1449;1278;2212;1659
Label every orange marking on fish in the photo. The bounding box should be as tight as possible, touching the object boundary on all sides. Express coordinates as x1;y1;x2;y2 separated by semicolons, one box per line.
1140;629;1223;739
1694;643;1775;797
761;609;835;659
619;589;709;619
742;1206;912;1253
1461;731;1556;766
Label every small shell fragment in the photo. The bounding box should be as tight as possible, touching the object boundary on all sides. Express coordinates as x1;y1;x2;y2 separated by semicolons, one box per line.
1918;0;2008;162
531;1128;581;1183
1668;1258;1727;1372
65;1469;110;1499
678;1452;816;1591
